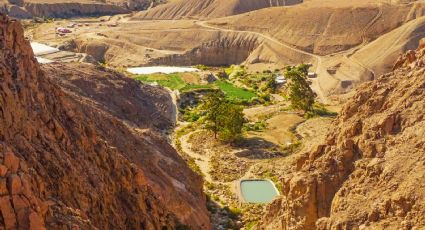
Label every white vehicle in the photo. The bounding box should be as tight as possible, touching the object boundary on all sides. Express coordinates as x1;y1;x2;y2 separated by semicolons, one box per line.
308;72;317;78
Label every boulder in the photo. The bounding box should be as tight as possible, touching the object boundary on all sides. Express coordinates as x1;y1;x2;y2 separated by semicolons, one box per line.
0;196;17;229
4;152;20;173
7;174;22;195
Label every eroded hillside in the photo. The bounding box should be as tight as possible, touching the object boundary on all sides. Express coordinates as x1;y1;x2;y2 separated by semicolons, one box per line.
209;1;425;55
258;39;425;229
132;0;302;20
0;0;161;18
0;15;210;229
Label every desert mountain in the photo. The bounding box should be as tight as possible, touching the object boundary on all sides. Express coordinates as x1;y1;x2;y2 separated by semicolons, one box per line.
209;1;425;55
0;14;210;229
29;0;425;100
0;0;160;18
133;0;302;20
257;39;425;229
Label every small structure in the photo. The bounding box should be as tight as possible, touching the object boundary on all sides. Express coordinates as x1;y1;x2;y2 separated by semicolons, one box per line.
56;27;72;34
275;75;286;84
341;80;353;88
201;72;217;84
66;23;77;28
106;22;118;27
327;68;337;74
307;72;317;78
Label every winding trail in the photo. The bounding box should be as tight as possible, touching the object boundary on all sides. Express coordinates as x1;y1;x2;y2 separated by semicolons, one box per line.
194;15;390;102
166;88;179;125
194;21;336;104
195;21;319;59
180;132;213;182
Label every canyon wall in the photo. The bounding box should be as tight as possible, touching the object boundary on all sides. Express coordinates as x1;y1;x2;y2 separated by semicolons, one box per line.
0;0;161;19
23;2;128;18
0;14;210;229
133;0;303;20
146;33;261;67
70;31;264;67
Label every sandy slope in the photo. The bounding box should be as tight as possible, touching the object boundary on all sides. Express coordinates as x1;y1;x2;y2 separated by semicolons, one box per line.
132;0;302;20
0;0;157;18
352;16;425;76
208;1;425;55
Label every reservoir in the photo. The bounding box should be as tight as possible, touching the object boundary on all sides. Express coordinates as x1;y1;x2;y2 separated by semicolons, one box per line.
240;179;279;203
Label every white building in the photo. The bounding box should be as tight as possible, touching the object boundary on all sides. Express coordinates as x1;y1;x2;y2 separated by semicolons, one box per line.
275;75;286;84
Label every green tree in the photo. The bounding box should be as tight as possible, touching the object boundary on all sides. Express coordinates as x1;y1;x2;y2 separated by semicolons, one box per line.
264;74;278;93
202;91;245;142
202;91;226;139
217;102;245;142
285;65;315;112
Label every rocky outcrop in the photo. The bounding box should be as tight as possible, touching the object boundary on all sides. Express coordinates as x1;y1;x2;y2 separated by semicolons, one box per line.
1;0;162;19
114;0;165;11
133;0;303;20
258;40;425;229
69;31;262;67
147;33;261;66
0;14;210;229
23;2;129;18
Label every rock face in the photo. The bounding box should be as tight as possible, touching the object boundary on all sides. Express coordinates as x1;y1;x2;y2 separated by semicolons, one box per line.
134;0;303;20
146;33;261;66
0;14;210;229
23;2;128;18
0;0;159;19
258;40;425;229
70;30;265;67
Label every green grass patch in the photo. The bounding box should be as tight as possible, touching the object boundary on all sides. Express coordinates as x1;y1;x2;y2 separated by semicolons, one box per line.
134;73;186;90
134;72;257;101
246;221;259;230
215;80;256;101
304;103;338;119
180;84;213;92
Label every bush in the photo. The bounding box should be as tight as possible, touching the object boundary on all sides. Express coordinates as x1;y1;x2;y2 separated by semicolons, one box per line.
259;93;271;102
304;104;338;119
244;121;267;132
195;64;209;70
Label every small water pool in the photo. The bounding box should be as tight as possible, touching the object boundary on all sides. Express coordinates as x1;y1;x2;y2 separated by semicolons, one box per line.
240;179;279;203
127;66;199;75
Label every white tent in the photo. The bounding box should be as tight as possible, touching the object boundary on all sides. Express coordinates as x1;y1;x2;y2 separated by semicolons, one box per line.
31;42;59;56
36;57;53;64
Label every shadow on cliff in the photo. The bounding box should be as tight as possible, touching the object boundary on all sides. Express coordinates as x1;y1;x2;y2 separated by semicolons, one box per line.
206;198;242;230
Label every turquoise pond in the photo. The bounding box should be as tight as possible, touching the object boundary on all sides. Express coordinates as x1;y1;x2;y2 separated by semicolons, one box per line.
240;180;279;203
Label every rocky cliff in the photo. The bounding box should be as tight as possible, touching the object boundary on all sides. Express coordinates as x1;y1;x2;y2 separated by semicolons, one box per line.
0;0;159;19
0;14;210;229
133;0;303;20
68;30;265;67
145;33;261;67
258;40;425;229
